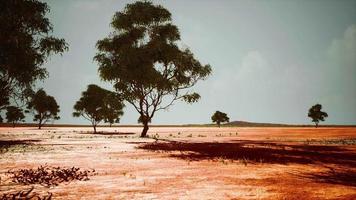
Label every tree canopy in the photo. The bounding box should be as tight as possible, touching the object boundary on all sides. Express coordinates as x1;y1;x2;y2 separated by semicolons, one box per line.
6;106;25;127
0;0;68;112
308;104;328;128
95;1;212;137
73;84;124;133
27;89;60;129
211;111;229;127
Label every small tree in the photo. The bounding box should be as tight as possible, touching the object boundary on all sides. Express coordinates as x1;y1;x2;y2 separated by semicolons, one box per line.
211;111;229;128
95;1;211;137
73;84;124;133
308;104;328;128
27;89;60;129
103;92;125;127
6;106;25;127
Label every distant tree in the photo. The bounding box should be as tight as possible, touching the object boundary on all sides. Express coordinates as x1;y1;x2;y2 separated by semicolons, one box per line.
95;1;211;137
27;89;60;129
308;104;328;128
73;84;124;133
211;111;229;127
105;116;120;127
6;106;25;127
0;0;68;112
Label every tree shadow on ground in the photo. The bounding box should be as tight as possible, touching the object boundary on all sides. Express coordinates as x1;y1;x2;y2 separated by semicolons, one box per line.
0;139;41;147
0;139;41;153
297;168;356;187
79;132;136;135
137;140;356;167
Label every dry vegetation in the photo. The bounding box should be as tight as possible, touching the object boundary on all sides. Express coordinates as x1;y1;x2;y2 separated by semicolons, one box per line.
0;127;355;199
8;165;94;187
1;187;52;200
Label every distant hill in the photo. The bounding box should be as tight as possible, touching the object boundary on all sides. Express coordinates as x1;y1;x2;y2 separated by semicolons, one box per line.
226;121;296;127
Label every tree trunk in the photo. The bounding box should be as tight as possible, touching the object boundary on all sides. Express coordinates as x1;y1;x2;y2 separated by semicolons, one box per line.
140;121;149;137
218;122;221;128
93;124;97;133
12;122;15;128
315;122;318;128
38;120;42;129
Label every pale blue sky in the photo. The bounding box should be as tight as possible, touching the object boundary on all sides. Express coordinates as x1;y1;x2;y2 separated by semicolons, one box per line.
37;0;356;125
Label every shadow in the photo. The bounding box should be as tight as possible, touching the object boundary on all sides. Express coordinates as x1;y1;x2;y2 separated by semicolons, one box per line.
79;131;136;135
138;140;356;167
0;139;41;147
0;139;41;152
298;168;356;187
127;141;152;144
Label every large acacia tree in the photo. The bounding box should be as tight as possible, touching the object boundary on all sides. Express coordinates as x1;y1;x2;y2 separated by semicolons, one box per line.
95;1;212;137
0;0;68;111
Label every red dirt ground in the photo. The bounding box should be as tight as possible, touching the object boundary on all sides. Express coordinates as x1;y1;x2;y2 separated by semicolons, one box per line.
0;127;355;199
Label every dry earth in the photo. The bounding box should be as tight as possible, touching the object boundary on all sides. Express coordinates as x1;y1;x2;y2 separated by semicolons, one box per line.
0;127;356;199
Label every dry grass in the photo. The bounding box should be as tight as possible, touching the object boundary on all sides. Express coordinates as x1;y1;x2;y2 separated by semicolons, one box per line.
0;127;356;199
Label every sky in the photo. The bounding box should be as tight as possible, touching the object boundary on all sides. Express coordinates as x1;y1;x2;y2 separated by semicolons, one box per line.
36;0;356;125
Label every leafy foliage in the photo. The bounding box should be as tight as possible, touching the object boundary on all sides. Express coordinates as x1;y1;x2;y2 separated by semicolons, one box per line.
308;104;328;127
6;106;25;127
103;92;125;126
27;89;60;129
73;84;124;132
211;111;230;127
95;1;211;137
0;0;68;112
0;80;10;110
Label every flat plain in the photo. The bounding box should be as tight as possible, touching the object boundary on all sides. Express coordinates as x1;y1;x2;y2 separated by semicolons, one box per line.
0;127;355;199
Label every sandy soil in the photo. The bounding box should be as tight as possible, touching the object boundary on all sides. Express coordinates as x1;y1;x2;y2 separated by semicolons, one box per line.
0;126;355;199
